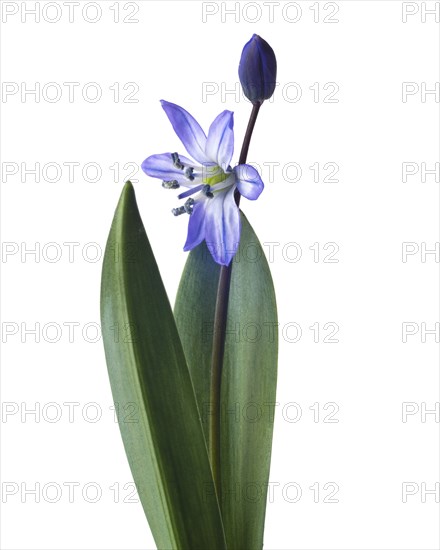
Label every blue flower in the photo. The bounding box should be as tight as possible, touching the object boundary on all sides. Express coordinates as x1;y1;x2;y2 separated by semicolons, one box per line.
239;34;277;105
142;100;264;266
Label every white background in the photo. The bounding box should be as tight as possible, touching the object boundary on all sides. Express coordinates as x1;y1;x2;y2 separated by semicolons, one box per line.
1;1;439;549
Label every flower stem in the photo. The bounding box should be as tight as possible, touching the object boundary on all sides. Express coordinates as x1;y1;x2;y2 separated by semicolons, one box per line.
238;102;262;167
209;101;262;502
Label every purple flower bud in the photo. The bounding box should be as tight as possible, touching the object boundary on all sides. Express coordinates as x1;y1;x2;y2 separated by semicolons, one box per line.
238;34;277;105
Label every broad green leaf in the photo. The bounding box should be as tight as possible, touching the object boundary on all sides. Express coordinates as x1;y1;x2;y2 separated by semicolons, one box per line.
101;182;227;550
174;213;278;550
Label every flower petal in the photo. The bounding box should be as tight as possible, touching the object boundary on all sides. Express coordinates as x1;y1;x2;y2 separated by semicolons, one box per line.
235;164;264;200
204;187;240;266
161;100;210;165
183;199;207;252
141;153;202;187
206;110;234;170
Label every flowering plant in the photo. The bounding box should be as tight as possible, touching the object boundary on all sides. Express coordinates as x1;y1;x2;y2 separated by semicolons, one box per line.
101;34;278;549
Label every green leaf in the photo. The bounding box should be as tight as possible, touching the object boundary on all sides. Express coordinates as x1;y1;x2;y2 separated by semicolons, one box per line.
100;182;227;550
174;213;278;550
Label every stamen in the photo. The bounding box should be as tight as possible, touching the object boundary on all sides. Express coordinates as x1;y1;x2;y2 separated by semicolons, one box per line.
202;184;214;198
172;206;186;216
184;167;195;181
172;198;195;216
162;180;180;189
171;152;184;170
184;198;195;214
178;184;204;200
